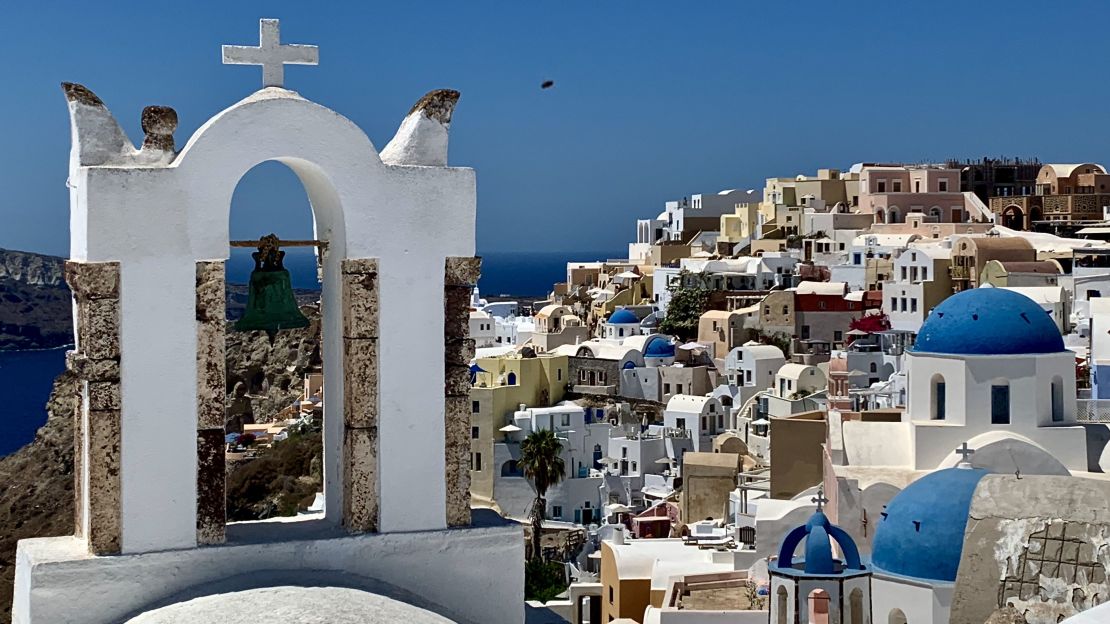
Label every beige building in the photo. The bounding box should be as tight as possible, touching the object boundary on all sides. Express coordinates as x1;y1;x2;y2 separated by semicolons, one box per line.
680;452;740;523
949;236;1036;292
530;305;590;353
768;411;826;499
697;308;755;362
469;353;568;508
979;259;1062;288
989;163;1110;228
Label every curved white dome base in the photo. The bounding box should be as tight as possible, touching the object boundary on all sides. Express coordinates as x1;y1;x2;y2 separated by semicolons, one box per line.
127;586;455;624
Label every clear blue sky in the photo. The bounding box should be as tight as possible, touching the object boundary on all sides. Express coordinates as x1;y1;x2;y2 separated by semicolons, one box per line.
1;0;1108;256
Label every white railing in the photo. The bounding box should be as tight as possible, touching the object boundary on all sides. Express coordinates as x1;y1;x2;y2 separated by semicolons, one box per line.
1076;399;1110;422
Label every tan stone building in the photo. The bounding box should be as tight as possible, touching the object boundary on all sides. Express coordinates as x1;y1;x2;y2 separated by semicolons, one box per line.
768;411;827;499
949;236;1036;292
680;452;740;523
989;163;1110;228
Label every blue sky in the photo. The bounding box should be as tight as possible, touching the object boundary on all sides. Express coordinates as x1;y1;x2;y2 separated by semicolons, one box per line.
1;1;1108;256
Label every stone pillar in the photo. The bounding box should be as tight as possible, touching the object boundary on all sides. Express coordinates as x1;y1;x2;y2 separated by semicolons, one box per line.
445;257;480;527
342;258;379;532
195;261;226;545
64;261;122;556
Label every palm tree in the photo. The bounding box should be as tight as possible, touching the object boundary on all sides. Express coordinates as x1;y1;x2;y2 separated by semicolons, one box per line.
518;429;566;561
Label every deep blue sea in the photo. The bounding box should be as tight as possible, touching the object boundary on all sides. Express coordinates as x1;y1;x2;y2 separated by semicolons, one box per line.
0;250;619;457
227;248;623;297
0;348;67;456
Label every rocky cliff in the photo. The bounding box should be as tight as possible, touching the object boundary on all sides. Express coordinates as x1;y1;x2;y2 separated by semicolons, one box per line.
0;249;71;351
0;371;75;623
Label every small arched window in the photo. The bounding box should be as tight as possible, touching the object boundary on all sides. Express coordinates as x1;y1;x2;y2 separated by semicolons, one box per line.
506;372;517;386
777;586;789;624
932;374;946;420
850;588;864;624
870;362;878;373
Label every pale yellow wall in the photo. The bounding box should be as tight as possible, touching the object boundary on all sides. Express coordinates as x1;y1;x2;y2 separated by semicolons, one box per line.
601;542;653;624
469;354;568;504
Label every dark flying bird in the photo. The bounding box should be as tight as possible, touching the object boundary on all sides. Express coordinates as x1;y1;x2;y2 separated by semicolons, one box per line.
541;80;554;89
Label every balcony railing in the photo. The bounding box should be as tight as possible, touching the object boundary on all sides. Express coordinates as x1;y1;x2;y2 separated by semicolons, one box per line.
1077;399;1110;422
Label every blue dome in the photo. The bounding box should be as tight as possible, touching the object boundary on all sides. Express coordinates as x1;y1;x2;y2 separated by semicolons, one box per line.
871;468;988;582
913;288;1064;355
644;336;676;358
774;509;863;576
608;308;639;324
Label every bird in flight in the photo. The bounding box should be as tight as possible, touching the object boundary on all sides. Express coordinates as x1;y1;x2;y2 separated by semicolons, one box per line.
541;80;554;89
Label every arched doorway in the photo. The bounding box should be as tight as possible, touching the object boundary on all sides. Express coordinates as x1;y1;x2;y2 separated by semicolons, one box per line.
809;588;830;624
888;608;908;624
888;207;900;224
777;586;789;624
875;209;885;224
1002;205;1025;230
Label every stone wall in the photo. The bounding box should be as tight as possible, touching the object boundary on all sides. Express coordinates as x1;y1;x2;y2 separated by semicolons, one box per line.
952;474;1110;624
341;258;380;533
63;261;122;555
195;261;226;544
445;257;480;527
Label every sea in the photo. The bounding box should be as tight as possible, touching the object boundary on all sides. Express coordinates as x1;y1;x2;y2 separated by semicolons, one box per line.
226;248;621;296
0;250;620;457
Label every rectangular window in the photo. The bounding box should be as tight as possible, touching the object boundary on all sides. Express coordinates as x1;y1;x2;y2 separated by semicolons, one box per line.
939;179;949;192
676;384;684;394
877;180;886;192
558;369;562;381
471;400;480;413
901;266;907;280
473;452;483;471
893;180;902;192
911;299;918;313
936;382;946;420
834;330;843;342
663;383;671;394
676;418;686;431
622;447;628;458
901;297;907;311
609;587;614;604
562;414;570;427
890;297;897;311
782;305;789;315
991;385;1011;424
553;506;563;519
631;461;637;472
471;426;479;439
922;267;928;281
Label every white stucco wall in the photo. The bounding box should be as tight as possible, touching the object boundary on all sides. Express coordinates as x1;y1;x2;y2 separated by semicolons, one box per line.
69;89;475;549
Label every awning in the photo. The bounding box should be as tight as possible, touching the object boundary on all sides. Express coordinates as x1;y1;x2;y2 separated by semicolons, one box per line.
678;342;706;351
499;424;522;433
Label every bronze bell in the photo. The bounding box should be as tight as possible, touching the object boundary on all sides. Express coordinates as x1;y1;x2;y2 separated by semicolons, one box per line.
235;234;310;340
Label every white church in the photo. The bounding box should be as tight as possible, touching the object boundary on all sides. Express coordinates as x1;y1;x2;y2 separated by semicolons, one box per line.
12;19;522;624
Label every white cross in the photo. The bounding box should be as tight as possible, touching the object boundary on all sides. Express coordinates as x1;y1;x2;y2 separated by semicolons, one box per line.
956;442;975;464
222;19;319;88
811;487;829;512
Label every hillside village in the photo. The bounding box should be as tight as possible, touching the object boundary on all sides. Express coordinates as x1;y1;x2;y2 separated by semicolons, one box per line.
9;14;1110;624
465;161;1110;624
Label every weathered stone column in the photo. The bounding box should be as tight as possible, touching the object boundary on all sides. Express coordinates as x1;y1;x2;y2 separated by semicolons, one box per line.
64;261;122;556
195;261;226;545
342;258;379;532
445;257;480;527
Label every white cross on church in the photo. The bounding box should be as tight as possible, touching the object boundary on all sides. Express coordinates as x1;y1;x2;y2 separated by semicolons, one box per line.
956;441;975;466
222;19;319;88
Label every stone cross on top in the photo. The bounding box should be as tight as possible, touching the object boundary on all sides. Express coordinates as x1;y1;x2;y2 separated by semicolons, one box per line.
956;441;975;467
811;487;829;512
222;18;319;88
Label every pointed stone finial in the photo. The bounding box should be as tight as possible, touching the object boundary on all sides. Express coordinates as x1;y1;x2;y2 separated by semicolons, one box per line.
61;82;135;167
136;105;178;165
380;89;460;167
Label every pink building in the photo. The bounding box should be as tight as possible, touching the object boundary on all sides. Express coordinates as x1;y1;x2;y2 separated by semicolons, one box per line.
859;166;969;224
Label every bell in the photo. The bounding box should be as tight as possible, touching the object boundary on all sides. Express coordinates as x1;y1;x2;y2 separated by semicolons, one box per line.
235;234;310;340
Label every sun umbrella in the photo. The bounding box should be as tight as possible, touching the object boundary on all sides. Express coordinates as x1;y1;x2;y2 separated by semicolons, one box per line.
499;424;522;432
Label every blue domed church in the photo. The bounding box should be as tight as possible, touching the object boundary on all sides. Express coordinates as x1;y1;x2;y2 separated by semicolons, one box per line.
769;491;872;624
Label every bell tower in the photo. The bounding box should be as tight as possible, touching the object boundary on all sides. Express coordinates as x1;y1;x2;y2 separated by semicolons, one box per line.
14;18;522;624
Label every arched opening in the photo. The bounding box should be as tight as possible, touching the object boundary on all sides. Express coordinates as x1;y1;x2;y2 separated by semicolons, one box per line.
888;608;908;624
507;372;517;386
931;374;946;420
224;161;325;527
808;588;830;624
1002;205;1025;230
501;460;523;477
889;207;900;224
777;586;789;624
875;208;885;224
850;587;863;624
1051;375;1064;422
929;206;942;220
